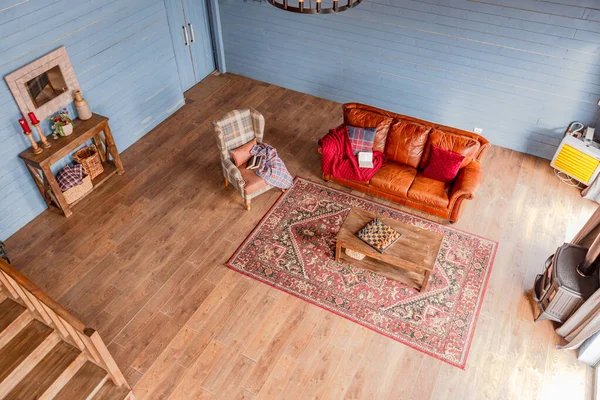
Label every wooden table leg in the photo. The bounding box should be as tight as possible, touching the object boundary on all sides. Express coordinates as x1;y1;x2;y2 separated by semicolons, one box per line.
92;134;107;162
24;164;46;203
102;124;124;175
40;165;72;218
335;240;342;262
42;175;60;208
419;270;431;293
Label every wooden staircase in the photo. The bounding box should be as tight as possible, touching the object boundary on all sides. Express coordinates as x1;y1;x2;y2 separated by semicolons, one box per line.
0;259;133;399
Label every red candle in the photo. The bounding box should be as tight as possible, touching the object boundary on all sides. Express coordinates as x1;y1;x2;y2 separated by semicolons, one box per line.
18;118;32;134
28;112;39;125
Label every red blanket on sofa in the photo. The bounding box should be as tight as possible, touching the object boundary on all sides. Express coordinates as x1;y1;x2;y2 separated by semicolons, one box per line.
318;126;385;182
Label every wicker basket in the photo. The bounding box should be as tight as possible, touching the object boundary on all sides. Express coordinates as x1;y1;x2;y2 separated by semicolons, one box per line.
73;146;104;179
63;175;93;204
345;248;366;261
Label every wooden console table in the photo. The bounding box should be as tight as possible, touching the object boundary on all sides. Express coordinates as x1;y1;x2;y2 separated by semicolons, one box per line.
18;114;124;218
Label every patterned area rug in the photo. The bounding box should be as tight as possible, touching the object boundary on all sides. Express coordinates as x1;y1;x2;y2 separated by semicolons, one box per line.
227;177;497;368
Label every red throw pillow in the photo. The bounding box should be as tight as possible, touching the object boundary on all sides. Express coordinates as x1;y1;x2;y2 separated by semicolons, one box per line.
230;138;257;167
423;145;465;183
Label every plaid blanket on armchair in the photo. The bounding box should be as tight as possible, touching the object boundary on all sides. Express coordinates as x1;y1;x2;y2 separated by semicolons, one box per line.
250;143;293;189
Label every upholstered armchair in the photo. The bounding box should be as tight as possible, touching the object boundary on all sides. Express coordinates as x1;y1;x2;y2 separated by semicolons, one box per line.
213;108;275;210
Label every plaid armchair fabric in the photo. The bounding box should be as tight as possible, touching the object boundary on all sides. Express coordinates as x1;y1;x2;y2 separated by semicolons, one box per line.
213;108;273;209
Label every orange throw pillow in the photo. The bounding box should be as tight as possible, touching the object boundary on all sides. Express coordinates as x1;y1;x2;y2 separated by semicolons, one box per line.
230;138;257;167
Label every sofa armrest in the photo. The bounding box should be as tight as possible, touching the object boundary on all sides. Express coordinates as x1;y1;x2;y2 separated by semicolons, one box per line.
317;123;345;154
450;161;482;205
222;159;245;187
476;143;492;162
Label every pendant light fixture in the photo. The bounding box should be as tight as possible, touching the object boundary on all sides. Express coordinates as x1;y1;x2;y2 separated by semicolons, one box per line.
266;0;362;14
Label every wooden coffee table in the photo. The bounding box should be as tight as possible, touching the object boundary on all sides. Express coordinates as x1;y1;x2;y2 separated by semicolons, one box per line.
335;208;444;292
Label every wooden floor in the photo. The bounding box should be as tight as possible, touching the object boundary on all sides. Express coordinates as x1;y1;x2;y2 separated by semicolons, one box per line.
5;73;597;400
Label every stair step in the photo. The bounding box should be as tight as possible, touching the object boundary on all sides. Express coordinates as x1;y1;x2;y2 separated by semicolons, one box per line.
0;299;26;332
0;320;53;383
5;341;81;399
0;308;33;350
54;361;108;400
93;380;132;400
0;329;61;398
39;353;87;400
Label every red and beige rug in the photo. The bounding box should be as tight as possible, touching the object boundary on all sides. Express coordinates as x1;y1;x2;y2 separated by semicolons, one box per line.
227;177;497;368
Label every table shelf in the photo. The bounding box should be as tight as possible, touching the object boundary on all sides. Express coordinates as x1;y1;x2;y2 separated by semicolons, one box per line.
339;250;423;289
67;161;118;207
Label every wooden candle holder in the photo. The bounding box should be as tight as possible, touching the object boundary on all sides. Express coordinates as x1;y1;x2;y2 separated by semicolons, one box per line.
33;124;51;148
26;132;43;154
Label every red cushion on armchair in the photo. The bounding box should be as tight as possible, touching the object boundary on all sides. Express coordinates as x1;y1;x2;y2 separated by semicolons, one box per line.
423;145;465;183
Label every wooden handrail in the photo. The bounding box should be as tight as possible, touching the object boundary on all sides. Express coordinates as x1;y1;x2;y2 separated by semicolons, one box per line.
0;260;86;330
0;258;129;389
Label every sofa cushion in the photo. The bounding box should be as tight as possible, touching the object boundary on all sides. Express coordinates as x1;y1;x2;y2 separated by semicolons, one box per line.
420;129;480;169
347;125;377;154
345;108;393;153
407;172;451;209
423;145;465;183
384;119;431;168
240;165;268;195
369;162;417;198
231;138;257;167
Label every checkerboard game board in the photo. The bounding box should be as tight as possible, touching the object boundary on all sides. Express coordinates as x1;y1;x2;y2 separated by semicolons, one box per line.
356;217;402;253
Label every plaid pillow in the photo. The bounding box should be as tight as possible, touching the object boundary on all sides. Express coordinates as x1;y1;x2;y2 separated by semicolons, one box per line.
347;125;376;154
57;164;84;192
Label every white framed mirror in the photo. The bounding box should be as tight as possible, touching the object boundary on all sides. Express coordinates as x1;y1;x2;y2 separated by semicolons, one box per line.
4;46;80;121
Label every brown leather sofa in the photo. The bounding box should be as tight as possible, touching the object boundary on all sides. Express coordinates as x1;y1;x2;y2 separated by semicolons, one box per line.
320;103;491;223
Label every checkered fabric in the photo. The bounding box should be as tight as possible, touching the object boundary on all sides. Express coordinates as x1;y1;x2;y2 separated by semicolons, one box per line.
213;108;274;204
250;143;293;189
347;125;377;154
213;108;265;161
222;159;246;197
57;164;84;192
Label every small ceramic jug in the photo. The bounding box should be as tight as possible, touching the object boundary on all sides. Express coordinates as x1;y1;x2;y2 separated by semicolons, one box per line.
73;90;92;120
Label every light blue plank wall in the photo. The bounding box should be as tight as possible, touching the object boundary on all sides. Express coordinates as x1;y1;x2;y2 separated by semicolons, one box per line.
218;0;600;160
0;0;186;240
